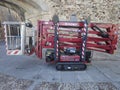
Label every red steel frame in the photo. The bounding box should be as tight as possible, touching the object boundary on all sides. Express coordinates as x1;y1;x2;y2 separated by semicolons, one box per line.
36;21;119;59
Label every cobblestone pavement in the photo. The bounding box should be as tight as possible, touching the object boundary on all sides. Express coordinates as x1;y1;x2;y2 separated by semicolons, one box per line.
0;41;120;90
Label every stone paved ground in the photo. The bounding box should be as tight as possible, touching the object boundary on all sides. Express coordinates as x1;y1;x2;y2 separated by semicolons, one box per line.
0;41;120;90
0;73;33;90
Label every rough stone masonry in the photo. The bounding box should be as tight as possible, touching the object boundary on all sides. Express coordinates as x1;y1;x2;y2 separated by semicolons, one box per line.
41;0;120;24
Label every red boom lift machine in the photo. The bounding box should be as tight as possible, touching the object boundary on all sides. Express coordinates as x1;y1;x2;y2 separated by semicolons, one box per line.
3;15;119;71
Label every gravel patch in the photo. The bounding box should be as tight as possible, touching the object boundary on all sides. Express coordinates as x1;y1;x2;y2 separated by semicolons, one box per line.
0;73;34;90
33;82;118;90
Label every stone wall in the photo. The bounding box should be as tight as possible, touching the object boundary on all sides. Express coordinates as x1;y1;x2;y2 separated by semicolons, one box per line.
0;0;119;26
0;6;21;40
0;6;21;22
41;0;120;23
0;0;119;40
